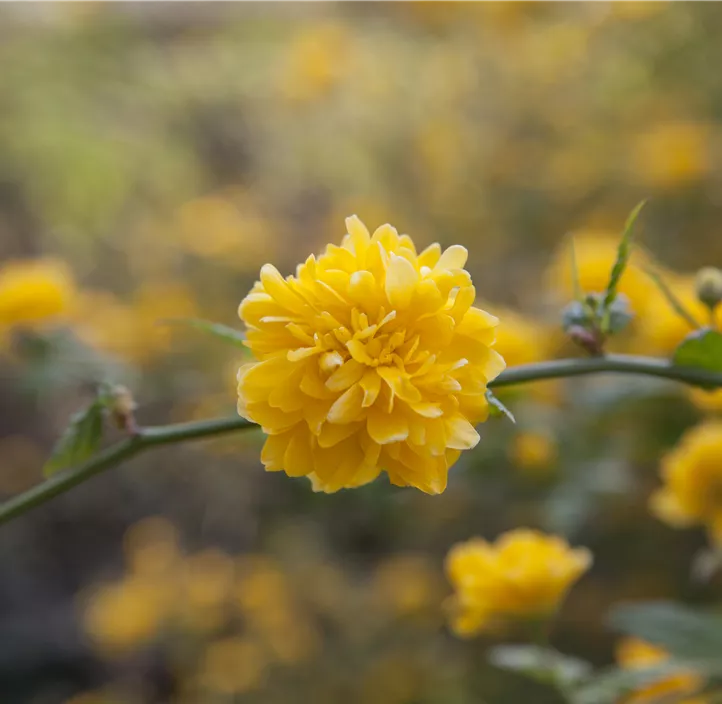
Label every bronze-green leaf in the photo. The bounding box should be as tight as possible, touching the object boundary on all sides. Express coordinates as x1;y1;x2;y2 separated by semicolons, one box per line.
43;401;105;477
673;328;722;379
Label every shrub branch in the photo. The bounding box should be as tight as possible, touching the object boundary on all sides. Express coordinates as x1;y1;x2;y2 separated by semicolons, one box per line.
2;354;722;526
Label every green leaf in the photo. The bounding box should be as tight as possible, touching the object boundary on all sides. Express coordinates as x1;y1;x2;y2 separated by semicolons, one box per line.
572;664;680;704
163;318;247;347
486;389;516;423
673;328;722;381
644;266;701;330
602;200;647;312
608;601;722;674
489;645;591;688
43;401;105;477
484;665;569;704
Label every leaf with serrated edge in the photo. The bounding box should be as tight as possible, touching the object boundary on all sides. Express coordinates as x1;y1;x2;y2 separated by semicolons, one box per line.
486;389;516;423
163;318;247;347
43;401;105;477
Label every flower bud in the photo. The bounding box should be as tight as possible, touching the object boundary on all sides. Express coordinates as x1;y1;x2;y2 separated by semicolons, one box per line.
109;385;138;435
695;267;722;310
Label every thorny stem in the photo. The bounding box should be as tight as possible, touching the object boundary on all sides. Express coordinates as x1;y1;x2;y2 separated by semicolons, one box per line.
2;354;722;526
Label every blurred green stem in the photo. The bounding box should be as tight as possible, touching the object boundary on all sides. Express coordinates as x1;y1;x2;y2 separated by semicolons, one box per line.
2;354;722;526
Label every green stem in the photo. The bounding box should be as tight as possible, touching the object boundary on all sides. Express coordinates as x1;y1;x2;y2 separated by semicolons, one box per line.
490;354;722;389
0;417;255;526
2;354;722;527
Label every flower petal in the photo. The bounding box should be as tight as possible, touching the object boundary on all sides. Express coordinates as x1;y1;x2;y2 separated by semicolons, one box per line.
326;358;366;392
445;415;480;450
435;245;468;271
327;383;364;424
385;254;419;310
367;407;409;444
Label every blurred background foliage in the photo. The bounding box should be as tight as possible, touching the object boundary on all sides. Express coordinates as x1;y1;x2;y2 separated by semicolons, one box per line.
2;2;722;702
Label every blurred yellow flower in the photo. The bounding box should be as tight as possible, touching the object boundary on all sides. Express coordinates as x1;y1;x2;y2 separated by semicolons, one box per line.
616;637;705;704
124;516;180;578
82;575;174;655
630;122;713;188
688;387;722;413
511;431;557;476
651;420;722;545
546;232;657;317
197;637;267;695
634;274;705;355
177;191;277;269
372;555;442;618
281;22;352;103
0;259;74;330
237;215;505;494
72;282;198;364
180;549;235;633
235;556;321;664
445;529;591;637
492;306;555;367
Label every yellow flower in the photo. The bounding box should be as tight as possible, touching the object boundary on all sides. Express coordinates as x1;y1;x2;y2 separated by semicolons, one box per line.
511;431;557;476
197;637;267;695
280;22;352;103
237;215;505;494
72;282;198;364
630;122;713;188
493;307;554;368
651;421;722;545
179;549;236;633
372;554;442;618
688;387;722;414
488;306;563;404
546;232;657;318
616;637;705;704
0;259;74;329
635;274;706;355
445;529;591;637
176;190;277;269
82;575;174;655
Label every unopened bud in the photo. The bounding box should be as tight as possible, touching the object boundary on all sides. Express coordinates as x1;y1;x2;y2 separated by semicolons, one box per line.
567;325;604;356
696;267;722;310
109;385;138;435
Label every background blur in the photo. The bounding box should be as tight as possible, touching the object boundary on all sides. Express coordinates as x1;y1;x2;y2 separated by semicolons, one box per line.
2;3;722;703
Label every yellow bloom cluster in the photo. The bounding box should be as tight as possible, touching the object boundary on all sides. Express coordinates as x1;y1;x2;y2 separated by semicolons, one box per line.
616;637;705;704
82;518;320;697
444;529;591;637
651;421;722;545
0;259;74;330
237;216;505;494
75;517;449;704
